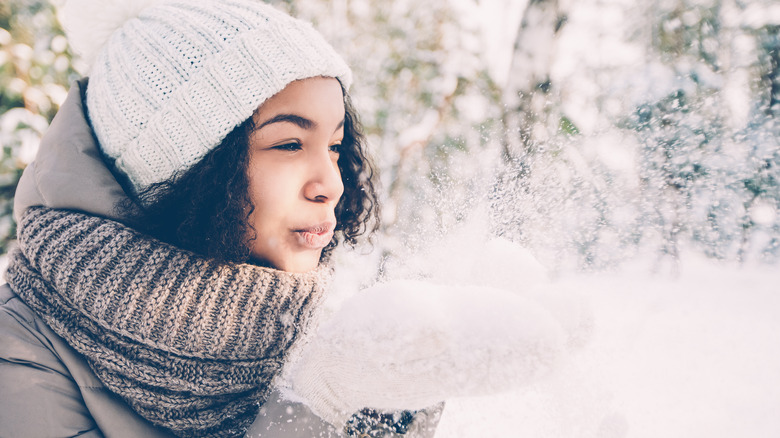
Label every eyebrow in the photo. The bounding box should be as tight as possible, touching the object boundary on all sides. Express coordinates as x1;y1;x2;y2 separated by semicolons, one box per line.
256;113;345;132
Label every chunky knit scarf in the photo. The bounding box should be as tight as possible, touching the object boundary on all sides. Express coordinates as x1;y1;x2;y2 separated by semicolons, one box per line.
5;207;330;437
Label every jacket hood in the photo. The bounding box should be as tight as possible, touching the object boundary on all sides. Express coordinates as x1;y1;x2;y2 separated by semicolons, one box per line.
13;78;131;224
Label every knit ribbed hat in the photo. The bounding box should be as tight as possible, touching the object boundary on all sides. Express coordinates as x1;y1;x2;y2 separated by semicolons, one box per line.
61;0;352;192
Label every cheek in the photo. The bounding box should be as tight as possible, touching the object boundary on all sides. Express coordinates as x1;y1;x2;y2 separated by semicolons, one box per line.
247;160;282;208
248;179;278;231
246;164;299;230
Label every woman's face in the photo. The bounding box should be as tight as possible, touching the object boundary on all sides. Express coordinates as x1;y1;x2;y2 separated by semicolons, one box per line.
246;77;345;272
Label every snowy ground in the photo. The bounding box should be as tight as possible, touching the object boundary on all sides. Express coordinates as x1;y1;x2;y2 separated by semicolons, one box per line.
432;257;780;438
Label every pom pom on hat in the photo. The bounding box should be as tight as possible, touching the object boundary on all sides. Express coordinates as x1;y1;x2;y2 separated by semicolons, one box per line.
59;0;352;194
59;0;163;69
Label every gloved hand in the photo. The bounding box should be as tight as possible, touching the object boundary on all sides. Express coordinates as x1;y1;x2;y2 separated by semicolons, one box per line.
280;279;569;428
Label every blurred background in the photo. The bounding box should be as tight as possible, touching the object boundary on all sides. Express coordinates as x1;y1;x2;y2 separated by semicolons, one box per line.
3;1;780;436
1;0;778;274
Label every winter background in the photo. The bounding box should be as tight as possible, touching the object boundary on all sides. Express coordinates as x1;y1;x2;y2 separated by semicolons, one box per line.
2;0;779;437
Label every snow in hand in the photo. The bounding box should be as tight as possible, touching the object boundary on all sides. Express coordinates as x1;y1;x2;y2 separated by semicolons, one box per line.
285;259;591;426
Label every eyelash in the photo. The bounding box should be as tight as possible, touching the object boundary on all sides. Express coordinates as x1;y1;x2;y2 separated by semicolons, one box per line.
272;142;302;152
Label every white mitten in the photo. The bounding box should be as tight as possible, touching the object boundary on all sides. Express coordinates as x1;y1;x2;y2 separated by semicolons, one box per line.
282;279;569;428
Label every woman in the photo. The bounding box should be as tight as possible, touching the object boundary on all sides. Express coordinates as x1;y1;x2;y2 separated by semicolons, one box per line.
0;0;441;436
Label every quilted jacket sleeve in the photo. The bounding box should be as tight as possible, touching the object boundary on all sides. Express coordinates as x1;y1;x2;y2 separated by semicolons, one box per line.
0;284;101;437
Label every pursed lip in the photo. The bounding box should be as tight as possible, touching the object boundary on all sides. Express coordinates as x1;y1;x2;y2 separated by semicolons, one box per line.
293;221;336;249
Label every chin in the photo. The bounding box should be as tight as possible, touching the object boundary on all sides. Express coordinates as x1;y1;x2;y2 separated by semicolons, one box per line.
290;255;322;273
282;261;319;273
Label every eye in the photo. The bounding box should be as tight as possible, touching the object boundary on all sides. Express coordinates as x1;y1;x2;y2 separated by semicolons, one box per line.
329;142;342;154
271;141;302;151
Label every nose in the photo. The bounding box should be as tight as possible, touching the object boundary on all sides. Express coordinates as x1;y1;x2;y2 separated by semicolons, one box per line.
303;147;344;204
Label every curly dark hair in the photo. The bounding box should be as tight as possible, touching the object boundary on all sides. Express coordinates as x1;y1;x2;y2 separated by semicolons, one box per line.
118;89;379;266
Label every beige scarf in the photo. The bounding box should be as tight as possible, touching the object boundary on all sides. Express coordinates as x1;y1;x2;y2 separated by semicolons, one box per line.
5;206;329;437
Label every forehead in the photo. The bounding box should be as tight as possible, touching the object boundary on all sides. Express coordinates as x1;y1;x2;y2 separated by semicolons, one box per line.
254;77;345;126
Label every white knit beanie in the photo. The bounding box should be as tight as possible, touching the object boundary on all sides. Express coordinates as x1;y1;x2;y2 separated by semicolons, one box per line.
60;0;352;192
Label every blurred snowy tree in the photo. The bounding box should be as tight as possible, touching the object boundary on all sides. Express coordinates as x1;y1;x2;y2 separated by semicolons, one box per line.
501;0;566;158
738;21;780;263
0;0;77;253
631;0;780;265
